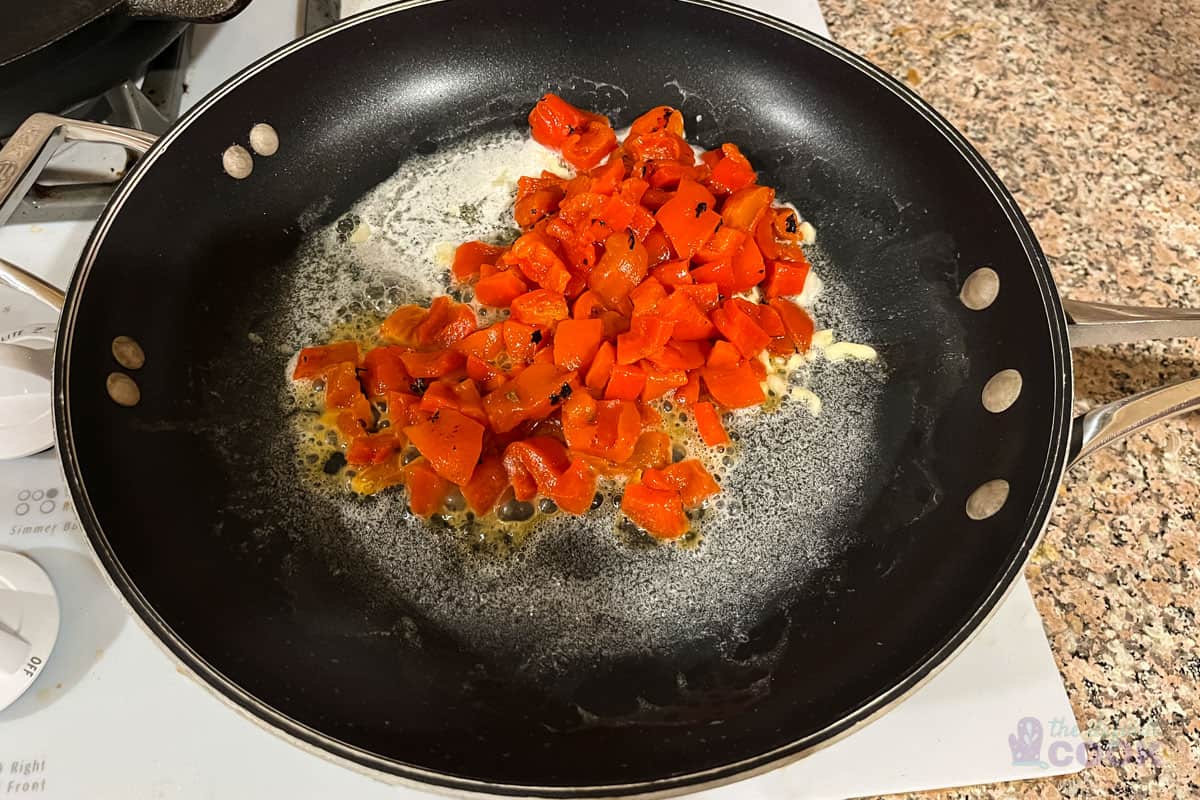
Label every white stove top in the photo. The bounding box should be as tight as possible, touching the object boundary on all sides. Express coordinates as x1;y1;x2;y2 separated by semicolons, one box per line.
0;2;1083;798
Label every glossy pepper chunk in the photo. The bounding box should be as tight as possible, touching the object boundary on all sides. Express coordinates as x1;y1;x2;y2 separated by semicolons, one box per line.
655;179;721;260
404;408;484;486
621;483;689;539
294;341;358;380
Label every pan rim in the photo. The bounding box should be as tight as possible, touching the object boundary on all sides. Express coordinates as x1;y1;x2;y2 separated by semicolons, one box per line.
52;0;1073;795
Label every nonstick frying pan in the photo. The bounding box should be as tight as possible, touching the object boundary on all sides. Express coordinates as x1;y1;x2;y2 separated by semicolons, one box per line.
2;0;1200;796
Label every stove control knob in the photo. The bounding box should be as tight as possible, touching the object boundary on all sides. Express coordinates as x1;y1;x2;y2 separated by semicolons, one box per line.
0;551;59;711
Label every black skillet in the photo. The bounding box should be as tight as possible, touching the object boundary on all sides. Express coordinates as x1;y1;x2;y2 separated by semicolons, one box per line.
0;0;1198;795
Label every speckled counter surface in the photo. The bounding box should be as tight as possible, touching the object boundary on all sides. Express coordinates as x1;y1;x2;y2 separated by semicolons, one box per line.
818;0;1200;797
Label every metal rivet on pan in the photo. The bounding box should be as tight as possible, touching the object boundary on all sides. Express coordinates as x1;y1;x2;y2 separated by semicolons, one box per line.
222;144;253;179
982;369;1022;413
249;123;279;156
960;267;1000;311
111;336;145;370
106;372;140;407
966;479;1009;521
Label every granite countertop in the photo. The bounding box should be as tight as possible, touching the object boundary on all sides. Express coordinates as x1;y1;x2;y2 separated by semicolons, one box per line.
820;0;1200;797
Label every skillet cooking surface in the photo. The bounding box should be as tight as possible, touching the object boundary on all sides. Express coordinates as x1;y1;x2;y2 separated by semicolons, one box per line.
56;0;1070;793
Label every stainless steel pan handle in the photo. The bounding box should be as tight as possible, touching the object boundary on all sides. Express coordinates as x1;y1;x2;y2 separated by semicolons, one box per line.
0;113;157;225
0;114;157;311
1065;298;1200;467
1064;298;1200;347
0;258;65;311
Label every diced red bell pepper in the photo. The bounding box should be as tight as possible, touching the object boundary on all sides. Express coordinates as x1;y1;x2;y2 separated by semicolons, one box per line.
482;363;575;433
452;241;505;280
528;93;589;148
461;454;509;515
655;179;721;260
451;378;487;424
625;130;694;164
693;226;746;263
404;408;484;485
663;459;721;507
649;340;708;371
642;230;673;265
503;436;571;500
604;363;646;401
584;340;616;392
402;460;451;517
701;362;764;408
630;206;657;241
514;176;566;229
510;231;571;293
293;341;358;380
360;345;410;397
621;482;689;539
754;207;807;262
553;318;604;371
706;339;741;369
380;305;428;346
452;325;504;361
588;157;626;195
502;320;542;364
597;402;643;463
656;291;716;341
588;230;648;307
672;282;720;312
721;184;775;232
629;276;667;317
384;391;422;428
616;317;675;364
418;380;459;414
750;302;786;338
769;298;816;353
350;455;406;494
629;105;685;137
346;432;403;466
675;372;701;405
474;268;528;307
730;238;767;293
704;143;756;196
763;257;812;299
510;289;570;327
688;257;735;296
650;259;692;287
641;366;688;401
693;401;731;446
561;118;618;171
400;349;465;378
324;362;372;421
711;300;771;359
548;458;597;514
629;431;672;469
